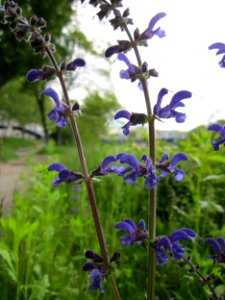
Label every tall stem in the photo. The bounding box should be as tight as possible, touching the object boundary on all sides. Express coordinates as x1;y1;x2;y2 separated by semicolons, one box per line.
45;46;121;300
122;21;157;300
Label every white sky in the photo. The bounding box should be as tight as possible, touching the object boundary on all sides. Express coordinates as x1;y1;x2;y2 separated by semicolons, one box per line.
75;0;225;131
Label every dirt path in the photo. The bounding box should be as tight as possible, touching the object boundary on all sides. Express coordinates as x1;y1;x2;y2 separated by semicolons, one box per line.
0;148;46;215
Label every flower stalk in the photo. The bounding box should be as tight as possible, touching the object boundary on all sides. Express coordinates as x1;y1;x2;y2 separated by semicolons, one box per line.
121;18;157;300
45;45;122;300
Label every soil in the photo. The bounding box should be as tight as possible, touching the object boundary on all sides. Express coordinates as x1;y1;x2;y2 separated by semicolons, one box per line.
0;148;47;215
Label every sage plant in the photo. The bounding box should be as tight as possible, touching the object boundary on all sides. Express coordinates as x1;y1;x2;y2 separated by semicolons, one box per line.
1;1;225;299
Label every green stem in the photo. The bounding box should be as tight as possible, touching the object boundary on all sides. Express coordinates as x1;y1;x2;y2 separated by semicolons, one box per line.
122;20;157;300
45;46;121;300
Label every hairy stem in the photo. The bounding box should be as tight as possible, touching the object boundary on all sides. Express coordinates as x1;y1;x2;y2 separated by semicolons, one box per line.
45;46;121;300
122;20;157;300
182;257;219;300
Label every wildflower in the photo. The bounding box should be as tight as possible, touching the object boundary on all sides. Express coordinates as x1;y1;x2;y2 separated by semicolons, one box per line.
208;42;225;67
83;250;120;293
141;154;159;189
118;53;140;81
208;123;225;150
92;153;159;189
154;228;196;265
117;152;143;184
64;58;86;71
114;109;147;135
43;87;69;128
135;12;166;44
157;152;188;181
115;218;148;246
206;237;225;262
48;163;83;187
153;88;192;123
26;66;56;82
105;40;131;57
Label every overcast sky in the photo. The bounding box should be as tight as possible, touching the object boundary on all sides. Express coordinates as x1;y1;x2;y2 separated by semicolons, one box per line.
76;0;225;131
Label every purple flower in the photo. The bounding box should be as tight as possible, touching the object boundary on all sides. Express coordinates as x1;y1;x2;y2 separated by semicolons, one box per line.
92;153;159;189
208;123;225;150
48;163;83;187
43;88;69;128
209;42;225;67
83;250;120;293
118;53;139;81
115;218;148;246
114;110;147;135
140;12;166;40
206;237;225;262
141;154;159;189
65;58;86;71
157;152;188;181
153;88;192;123
154;228;196;265
26;66;56;82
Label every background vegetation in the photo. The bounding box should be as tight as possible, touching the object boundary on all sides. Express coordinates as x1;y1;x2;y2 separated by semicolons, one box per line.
0;126;224;300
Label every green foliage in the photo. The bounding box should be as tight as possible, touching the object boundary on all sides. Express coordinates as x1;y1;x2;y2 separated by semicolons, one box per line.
0;124;225;299
0;137;38;162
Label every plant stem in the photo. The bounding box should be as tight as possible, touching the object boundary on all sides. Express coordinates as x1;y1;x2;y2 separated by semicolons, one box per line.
182;257;219;300
45;46;121;300
122;20;157;300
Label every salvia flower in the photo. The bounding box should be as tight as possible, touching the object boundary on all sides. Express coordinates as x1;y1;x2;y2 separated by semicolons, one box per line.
154;228;196;265
91;153;159;189
118;53;140;81
43;87;69;128
115;218;148;246
135;12;166;44
141;154;159;189
64;58;86;71
26;66;56;82
105;40;131;57
208;123;225;150
208;42;225;67
157;152;188;181
48;163;83;187
83;250;120;293
206;237;225;262
114;109;148;135
153;88;192;123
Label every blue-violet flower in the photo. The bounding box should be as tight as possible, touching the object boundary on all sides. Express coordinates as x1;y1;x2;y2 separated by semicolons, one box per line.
157;152;188;181
114;109;147;135
48;163;83;187
208;123;225;150
83;250;120;293
43;87;69;128
208;42;225;67
153;88;192;123
154;228;196;265
206;237;225;262
115;218;148;246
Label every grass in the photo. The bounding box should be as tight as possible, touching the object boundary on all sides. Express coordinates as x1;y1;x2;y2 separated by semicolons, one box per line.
0;137;40;162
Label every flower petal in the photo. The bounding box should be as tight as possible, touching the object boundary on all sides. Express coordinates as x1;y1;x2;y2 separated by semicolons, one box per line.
48;163;66;172
171;153;188;166
43;87;61;106
114;109;131;120
26;69;43;82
